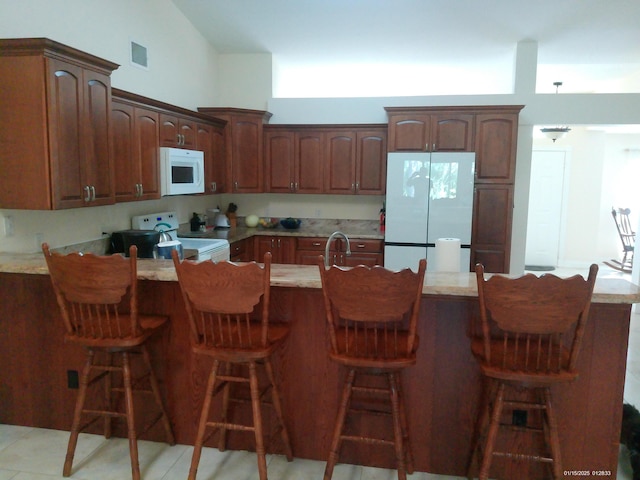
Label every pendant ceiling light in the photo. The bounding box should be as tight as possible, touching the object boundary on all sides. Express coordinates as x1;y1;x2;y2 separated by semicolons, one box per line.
540;82;571;142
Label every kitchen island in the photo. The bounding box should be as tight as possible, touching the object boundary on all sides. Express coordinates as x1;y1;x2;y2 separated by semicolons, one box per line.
1;253;638;478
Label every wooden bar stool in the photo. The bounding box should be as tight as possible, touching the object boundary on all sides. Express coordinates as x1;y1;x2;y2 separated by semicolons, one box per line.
317;257;426;480
172;251;293;480
42;243;175;480
467;263;598;480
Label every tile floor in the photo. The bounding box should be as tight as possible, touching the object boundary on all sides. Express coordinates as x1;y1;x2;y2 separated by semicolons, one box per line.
1;264;638;479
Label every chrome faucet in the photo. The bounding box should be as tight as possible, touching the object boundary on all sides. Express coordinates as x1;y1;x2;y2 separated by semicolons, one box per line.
325;231;351;267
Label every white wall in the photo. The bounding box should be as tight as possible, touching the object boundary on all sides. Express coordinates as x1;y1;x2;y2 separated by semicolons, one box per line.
0;0;219;110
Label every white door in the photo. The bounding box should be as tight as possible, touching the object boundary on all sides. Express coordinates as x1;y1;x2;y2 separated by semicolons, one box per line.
525;150;567;267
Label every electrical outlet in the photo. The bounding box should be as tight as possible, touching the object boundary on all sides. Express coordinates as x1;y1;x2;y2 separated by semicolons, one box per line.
67;370;79;389
512;409;527;426
3;215;14;237
35;233;44;249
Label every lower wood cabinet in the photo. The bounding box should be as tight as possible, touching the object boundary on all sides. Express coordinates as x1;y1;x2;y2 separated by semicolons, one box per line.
254;236;296;264
296;237;383;266
229;238;253;262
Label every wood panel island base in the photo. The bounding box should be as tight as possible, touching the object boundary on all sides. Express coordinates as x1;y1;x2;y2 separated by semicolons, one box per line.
1;259;638;478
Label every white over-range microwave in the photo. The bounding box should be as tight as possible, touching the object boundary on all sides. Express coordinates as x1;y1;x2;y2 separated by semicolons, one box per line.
160;147;205;196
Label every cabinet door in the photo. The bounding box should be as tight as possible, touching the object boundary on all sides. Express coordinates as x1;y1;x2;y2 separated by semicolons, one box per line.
230;238;252;262
387;114;430;151
231;116;263;193
265;130;295;192
296;131;324;193
47;59;85;208
83;71;114;206
136;108;160;200
355;130;386;194
471;184;513;273
160;114;195;148
474;113;518;183
199;123;226;194
325;132;356;194
431;114;474;152
112;102;137;202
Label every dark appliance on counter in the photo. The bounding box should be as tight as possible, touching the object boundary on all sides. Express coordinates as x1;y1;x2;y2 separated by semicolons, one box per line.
110;230;160;258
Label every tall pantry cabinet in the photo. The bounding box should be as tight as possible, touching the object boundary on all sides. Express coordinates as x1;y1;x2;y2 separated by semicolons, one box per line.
0;38;119;209
386;105;523;273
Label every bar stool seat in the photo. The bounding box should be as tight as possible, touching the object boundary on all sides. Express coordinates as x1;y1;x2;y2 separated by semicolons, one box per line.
172;251;293;480
42;243;175;480
317;257;426;480
467;263;598;480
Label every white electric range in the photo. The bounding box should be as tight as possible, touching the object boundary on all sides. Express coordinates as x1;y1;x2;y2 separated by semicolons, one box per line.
131;211;230;262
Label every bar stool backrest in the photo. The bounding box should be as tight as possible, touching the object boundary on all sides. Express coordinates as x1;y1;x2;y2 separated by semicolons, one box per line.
318;257;426;363
173;251;272;349
42;243;141;342
475;263;598;377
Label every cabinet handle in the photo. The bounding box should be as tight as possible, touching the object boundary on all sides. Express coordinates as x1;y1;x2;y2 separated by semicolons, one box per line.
351;183;355;192
312;242;321;247
234;181;239;191
432;143;436;152
210;181;217;192
355;182;359;192
90;185;96;202
294;182;298;191
356;243;366;249
278;238;281;247
139;183;143;197
290;182;294;191
83;185;91;202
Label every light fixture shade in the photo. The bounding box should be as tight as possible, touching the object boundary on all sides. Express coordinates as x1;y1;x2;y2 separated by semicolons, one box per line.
540;126;571;142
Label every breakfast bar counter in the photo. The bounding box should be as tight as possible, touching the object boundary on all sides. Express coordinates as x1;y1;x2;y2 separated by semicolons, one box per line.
1;253;639;478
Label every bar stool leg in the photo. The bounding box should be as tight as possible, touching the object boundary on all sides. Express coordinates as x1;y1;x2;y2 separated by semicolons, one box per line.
479;383;505;480
104;352;113;440
141;345;175;445
264;358;293;461
388;372;407;480
395;374;414;474
467;379;497;480
189;359;220;480
63;350;94;477
543;387;563;479
217;362;232;452
122;352;141;480
249;361;268;480
324;368;356;480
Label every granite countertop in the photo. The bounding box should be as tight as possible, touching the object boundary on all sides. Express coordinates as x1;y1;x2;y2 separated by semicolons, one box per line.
1;251;639;304
176;218;384;243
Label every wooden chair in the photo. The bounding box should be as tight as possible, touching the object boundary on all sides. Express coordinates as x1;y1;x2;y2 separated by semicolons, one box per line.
467;263;598;480
611;207;635;271
317;257;427;480
172;251;293;480
42;243;175;480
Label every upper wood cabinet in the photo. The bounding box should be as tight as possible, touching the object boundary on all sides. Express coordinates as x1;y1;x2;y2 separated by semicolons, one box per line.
474;111;519;183
0;38;118;209
199;108;272;193
197;122;226;194
111;97;161;202
386;107;474;152
265;125;386;195
160;114;196;148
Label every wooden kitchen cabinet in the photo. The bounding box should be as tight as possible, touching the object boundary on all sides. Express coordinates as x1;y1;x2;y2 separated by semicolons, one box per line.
296;237;383;266
264;128;325;193
111;97;161;202
197;122;226;194
254;236;296;264
229;238;254;262
385;107;474;152
199;108;272;193
159;113;196;148
324;131;357;194
0;38;118;209
474;111;519;183
470;184;514;273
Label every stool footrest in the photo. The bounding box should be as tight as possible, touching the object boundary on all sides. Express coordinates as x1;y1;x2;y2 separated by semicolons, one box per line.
493;451;554;463
341;434;395;447
206;420;255;433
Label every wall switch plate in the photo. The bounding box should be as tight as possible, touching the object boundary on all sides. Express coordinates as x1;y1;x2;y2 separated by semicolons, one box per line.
3;215;14;237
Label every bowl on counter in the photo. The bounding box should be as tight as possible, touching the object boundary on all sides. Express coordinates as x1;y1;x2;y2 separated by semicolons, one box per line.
280;217;302;229
258;217;280;229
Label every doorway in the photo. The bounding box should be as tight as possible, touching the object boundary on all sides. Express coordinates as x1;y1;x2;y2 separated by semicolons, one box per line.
525;149;569;269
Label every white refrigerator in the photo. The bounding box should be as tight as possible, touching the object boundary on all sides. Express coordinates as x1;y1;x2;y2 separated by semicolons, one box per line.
383;151;475;272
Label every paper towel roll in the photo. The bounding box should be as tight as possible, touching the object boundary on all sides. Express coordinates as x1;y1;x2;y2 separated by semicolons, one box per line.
435;238;461;272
